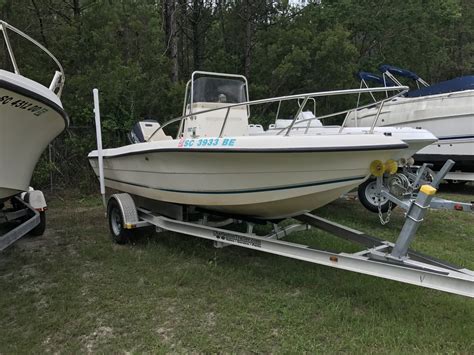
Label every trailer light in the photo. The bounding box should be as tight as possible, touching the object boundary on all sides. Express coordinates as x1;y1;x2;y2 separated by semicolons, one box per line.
329;256;338;262
454;204;463;211
420;185;437;196
370;160;384;177
124;223;136;229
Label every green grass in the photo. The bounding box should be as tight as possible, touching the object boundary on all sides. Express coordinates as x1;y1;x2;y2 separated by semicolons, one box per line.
0;187;473;353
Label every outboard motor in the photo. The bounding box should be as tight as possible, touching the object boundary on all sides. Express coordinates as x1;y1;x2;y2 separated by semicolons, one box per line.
128;120;161;144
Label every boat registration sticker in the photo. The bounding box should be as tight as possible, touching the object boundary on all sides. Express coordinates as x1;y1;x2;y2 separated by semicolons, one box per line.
178;137;237;148
0;95;49;116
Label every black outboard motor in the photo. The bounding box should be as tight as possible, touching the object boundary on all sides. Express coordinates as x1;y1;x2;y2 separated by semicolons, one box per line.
128;120;161;144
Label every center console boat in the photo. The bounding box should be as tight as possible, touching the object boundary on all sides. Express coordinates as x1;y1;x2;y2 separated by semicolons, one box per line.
89;71;416;219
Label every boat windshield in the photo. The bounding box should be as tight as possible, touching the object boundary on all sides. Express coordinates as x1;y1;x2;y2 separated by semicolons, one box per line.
191;77;247;104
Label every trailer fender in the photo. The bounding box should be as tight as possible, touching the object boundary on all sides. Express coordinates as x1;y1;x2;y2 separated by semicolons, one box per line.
23;190;47;210
108;193;139;228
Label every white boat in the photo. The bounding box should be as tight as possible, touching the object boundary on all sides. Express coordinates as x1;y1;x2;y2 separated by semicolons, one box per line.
249;111;437;164
89;71;413;219
88;75;474;299
345;65;474;173
0;21;69;201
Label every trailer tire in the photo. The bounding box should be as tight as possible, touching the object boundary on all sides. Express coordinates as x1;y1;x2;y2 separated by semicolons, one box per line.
107;198;133;244
358;178;395;213
30;211;46;236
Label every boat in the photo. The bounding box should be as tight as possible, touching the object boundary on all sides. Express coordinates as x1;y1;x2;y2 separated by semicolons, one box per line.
249;110;437;164
345;65;474;174
88;75;474;298
0;21;69;201
88;71;413;219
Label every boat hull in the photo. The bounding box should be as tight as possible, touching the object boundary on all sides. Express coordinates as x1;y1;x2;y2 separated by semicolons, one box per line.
89;135;407;219
346;90;474;171
0;73;68;201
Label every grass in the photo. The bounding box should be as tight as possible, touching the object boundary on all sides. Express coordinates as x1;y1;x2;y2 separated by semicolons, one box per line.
0;185;473;353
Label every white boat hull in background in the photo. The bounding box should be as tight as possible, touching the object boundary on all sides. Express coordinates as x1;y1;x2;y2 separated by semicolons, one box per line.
251;124;437;163
346;90;474;171
89;135;407;219
0;71;68;201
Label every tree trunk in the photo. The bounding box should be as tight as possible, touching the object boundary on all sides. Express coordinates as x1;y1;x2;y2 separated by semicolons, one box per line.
31;0;48;47
163;0;179;82
192;0;202;70
178;0;188;79
243;0;252;79
72;0;81;18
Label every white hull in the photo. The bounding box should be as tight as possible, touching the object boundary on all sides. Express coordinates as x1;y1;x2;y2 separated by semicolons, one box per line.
0;71;68;200
89;135;407;219
346;90;474;171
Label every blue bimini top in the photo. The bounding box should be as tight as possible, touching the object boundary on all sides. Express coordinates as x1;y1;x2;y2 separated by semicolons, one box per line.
379;65;420;81
360;65;474;98
356;71;397;86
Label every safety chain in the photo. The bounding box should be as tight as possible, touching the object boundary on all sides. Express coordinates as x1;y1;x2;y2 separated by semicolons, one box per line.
378;200;393;225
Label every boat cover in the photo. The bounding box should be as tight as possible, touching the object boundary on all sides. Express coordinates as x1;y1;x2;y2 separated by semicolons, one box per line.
374;64;474;97
405;75;474;97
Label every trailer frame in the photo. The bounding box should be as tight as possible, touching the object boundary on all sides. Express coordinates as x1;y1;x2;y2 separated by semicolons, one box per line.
92;89;474;298
104;180;474;298
0;190;46;251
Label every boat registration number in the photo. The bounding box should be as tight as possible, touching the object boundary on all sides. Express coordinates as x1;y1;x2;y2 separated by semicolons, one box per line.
0;95;49;116
178;137;237;148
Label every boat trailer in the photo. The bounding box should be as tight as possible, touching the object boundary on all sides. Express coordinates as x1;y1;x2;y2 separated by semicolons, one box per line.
104;162;474;298
91;89;473;298
358;160;473;223
0;190;47;251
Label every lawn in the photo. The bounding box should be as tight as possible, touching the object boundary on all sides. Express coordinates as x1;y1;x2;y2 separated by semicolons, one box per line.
0;185;473;353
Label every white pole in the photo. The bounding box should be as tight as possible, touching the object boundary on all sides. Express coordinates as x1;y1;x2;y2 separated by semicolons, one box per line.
93;88;106;207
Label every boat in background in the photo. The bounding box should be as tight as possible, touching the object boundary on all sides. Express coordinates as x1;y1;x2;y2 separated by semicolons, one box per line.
345;65;474;179
0;20;69;249
89;71;414;219
249;110;437;164
0;20;69;201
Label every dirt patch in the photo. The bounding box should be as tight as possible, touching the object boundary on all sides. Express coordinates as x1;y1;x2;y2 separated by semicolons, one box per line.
204;311;216;327
81;326;114;353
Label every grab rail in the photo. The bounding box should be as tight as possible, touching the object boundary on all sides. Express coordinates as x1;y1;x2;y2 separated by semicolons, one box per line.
147;85;408;141
0;20;65;97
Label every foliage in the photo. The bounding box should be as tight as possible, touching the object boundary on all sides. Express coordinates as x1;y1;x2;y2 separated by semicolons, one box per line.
0;0;472;189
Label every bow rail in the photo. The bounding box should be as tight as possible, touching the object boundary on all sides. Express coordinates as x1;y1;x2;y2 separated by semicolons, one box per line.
148;84;408;141
0;20;65;97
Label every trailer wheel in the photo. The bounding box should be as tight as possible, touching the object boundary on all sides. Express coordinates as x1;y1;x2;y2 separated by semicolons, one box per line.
358;178;393;213
29;211;46;236
107;198;133;244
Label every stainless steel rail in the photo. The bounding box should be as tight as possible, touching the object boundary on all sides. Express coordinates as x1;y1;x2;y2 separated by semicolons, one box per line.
0;20;65;97
148;85;408;141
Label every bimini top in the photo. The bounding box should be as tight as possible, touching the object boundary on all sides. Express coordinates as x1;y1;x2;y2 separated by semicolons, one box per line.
357;71;396;86
379;65;420;81
376;64;474;98
405;75;474;97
